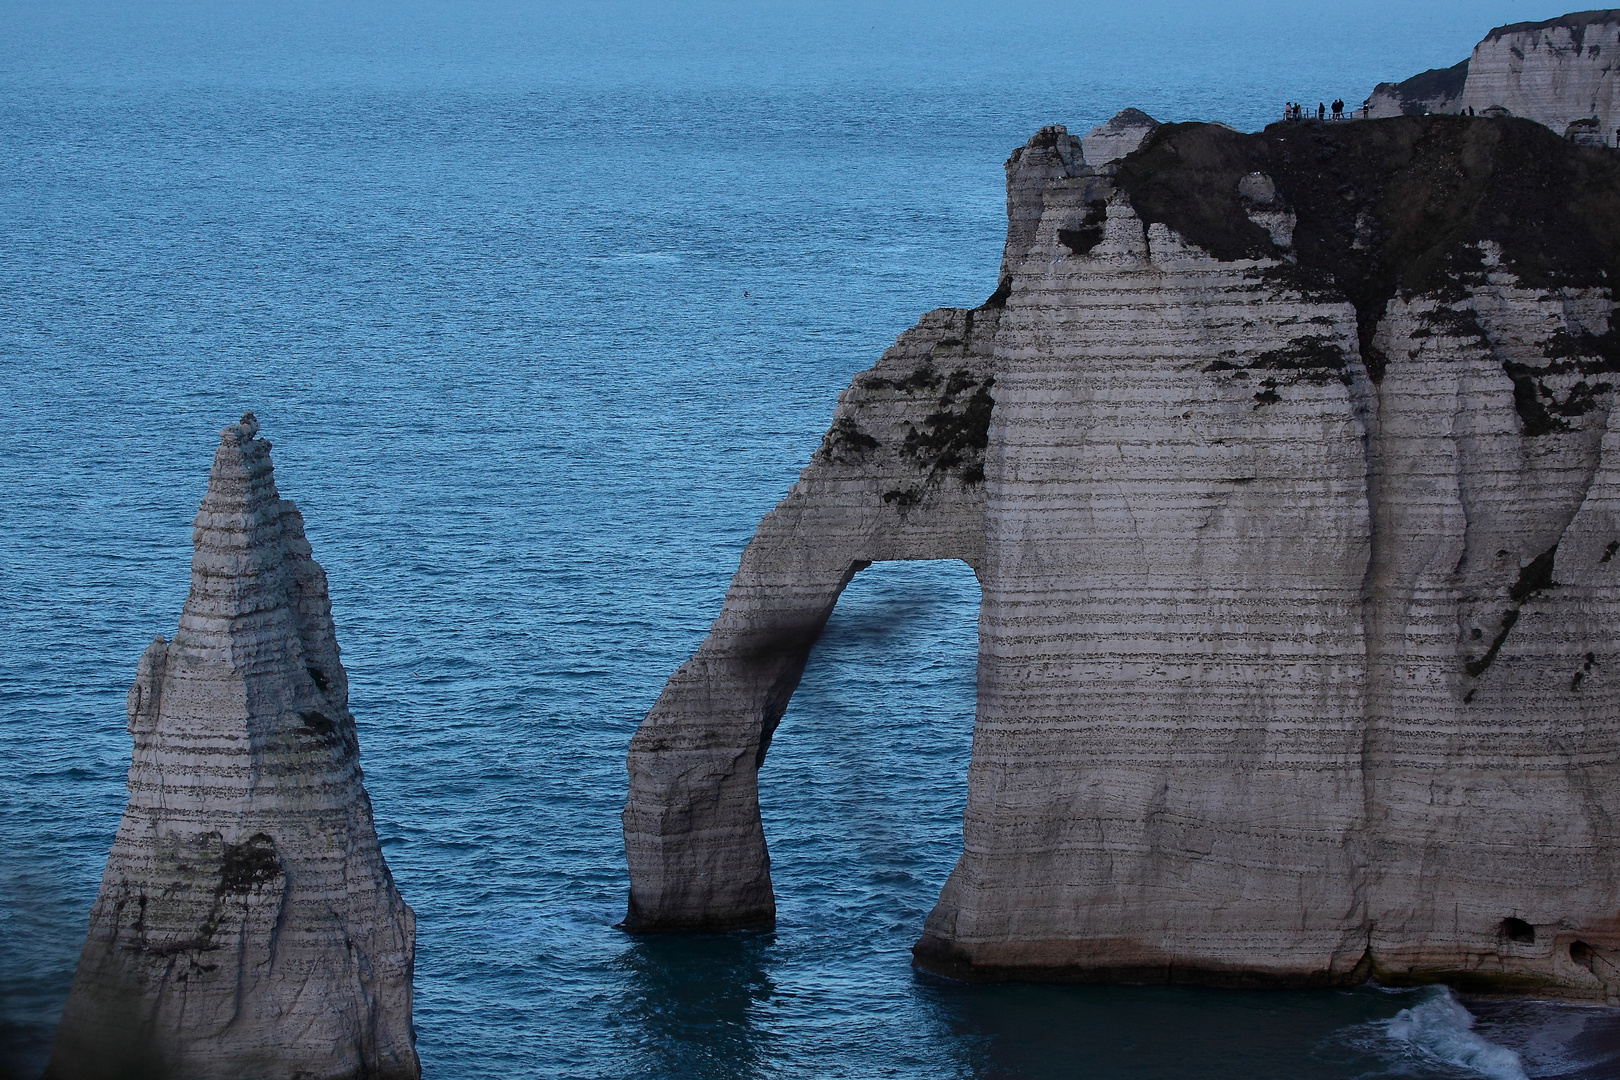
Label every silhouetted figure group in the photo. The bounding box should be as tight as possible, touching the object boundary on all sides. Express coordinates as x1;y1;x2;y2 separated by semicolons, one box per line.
1283;98;1347;123
1283;99;1348;123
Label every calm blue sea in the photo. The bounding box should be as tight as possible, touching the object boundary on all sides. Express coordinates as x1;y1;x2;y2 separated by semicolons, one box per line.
5;2;1620;1077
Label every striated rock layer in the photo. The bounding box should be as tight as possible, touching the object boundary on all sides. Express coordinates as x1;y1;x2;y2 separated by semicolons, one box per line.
625;115;1620;1002
1369;10;1620;142
48;415;419;1080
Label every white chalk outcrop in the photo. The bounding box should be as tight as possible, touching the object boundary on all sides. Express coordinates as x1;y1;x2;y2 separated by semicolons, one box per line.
48;415;419;1080
624;116;1620;1002
1080;108;1161;168
997;124;1088;291
1369;10;1620;142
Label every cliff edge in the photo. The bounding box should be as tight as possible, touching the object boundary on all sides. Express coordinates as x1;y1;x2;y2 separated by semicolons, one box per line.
47;415;419;1080
624;114;1620;1001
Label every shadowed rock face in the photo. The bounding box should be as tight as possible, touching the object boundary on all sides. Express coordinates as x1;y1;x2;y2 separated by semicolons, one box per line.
47;415;419;1080
1368;10;1620;140
625;117;1620;1001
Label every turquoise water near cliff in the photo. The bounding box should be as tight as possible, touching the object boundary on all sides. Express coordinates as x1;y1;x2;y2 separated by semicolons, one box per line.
4;2;1620;1077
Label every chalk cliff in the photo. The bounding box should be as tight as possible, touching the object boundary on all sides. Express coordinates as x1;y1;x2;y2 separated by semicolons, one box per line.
1369;10;1620;143
48;415;419;1080
624;114;1620;1001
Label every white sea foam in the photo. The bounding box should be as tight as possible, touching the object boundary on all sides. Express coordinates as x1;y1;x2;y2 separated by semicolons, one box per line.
1384;986;1530;1080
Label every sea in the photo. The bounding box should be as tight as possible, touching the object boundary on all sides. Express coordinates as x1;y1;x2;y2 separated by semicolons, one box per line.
4;1;1620;1077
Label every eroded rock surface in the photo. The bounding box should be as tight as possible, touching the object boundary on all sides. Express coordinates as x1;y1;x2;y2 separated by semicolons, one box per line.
48;415;419;1080
626;116;1620;1001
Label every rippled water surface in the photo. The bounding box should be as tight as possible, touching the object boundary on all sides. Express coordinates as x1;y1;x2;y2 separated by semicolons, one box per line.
4;1;1619;1077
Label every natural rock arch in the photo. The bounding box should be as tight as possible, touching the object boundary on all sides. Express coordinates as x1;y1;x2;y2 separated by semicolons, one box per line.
619;122;1086;933
620;306;997;930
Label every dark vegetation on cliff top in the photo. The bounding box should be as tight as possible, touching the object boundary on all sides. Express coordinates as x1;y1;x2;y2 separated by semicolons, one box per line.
1113;115;1620;382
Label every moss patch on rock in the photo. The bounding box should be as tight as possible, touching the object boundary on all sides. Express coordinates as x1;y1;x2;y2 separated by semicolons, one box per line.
218;833;281;896
900;368;995;486
818;416;881;463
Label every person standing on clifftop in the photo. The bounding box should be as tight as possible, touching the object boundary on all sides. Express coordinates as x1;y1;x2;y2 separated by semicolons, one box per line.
1318;102;1325;120
1332;98;1343;119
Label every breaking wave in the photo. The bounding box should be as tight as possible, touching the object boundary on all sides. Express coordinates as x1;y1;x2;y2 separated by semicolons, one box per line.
1382;986;1530;1079
1328;981;1620;1079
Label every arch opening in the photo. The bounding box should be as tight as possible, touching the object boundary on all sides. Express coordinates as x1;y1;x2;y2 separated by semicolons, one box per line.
757;559;981;929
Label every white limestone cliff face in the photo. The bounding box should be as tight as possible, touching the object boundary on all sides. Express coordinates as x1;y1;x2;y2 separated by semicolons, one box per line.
1353;275;1620;997
48;415;419;1080
997;124;1088;292
918;185;1377;985
625;118;1620;1000
1368;11;1620;141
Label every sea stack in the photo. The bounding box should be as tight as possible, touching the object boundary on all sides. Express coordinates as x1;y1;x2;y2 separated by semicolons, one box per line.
624;112;1620;1002
48;415;418;1080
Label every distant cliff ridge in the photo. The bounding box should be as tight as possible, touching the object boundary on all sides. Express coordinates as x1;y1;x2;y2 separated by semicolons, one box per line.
1366;61;1470;118
1369;9;1620;141
623;111;1620;1001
